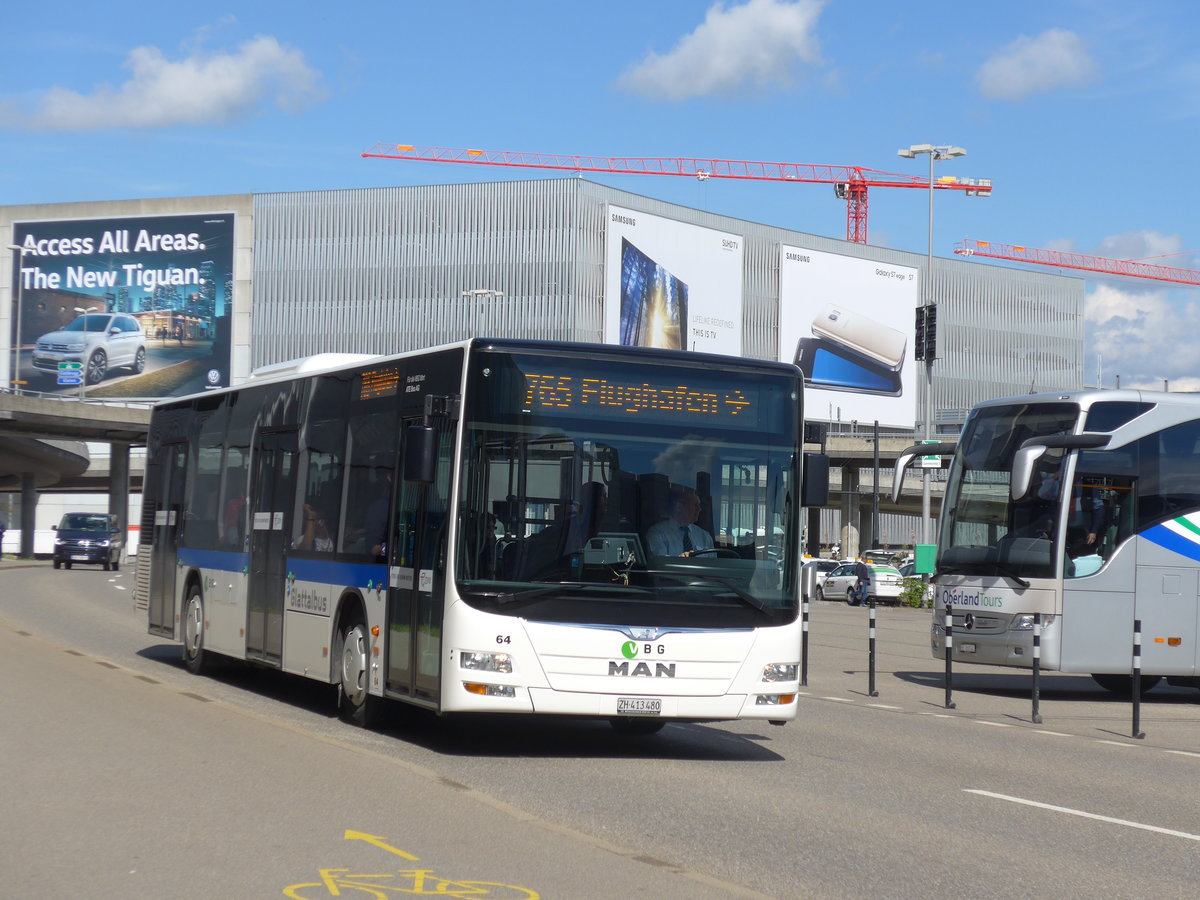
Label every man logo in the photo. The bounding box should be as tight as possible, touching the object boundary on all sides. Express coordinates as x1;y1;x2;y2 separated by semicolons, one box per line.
608;660;677;678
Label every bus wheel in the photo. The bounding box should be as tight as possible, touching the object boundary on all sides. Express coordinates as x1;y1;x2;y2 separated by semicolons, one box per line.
609;717;666;735
182;585;210;675
1091;673;1162;695
338;618;382;727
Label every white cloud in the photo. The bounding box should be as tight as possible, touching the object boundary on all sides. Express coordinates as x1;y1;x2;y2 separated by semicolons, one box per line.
0;35;326;132
617;0;826;101
976;29;1099;101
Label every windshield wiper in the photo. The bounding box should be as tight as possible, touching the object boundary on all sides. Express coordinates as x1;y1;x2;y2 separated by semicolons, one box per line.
642;568;768;612
992;562;1031;589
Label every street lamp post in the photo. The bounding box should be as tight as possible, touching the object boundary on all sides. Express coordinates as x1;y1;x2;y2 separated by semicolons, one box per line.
73;306;91;399
462;288;505;336
7;244;28;393
897;144;966;545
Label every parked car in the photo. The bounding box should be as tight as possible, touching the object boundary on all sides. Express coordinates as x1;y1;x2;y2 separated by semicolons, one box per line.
33;313;147;385
819;562;905;605
802;558;841;595
52;512;123;570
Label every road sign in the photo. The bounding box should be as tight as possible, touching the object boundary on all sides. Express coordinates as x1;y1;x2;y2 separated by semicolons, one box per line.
58;361;84;386
916;439;942;468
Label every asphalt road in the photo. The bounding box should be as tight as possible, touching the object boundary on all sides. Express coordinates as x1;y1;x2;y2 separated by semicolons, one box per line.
3;559;1199;899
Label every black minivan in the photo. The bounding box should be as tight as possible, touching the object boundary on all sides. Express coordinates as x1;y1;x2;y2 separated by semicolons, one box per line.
52;513;123;570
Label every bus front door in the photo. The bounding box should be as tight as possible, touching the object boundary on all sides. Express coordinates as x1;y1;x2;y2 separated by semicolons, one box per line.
147;441;187;637
386;419;450;706
247;429;298;664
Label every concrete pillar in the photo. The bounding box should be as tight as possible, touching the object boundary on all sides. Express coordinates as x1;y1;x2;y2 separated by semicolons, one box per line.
109;442;131;559
19;472;36;558
839;465;860;559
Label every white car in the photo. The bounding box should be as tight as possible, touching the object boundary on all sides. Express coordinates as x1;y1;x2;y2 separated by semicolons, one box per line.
33;313;147;385
819;562;905;605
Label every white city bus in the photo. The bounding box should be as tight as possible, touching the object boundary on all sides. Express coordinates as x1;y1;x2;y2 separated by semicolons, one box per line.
142;339;820;732
893;389;1200;694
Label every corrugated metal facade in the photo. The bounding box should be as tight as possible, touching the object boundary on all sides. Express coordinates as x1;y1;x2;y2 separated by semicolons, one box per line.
251;177;1083;432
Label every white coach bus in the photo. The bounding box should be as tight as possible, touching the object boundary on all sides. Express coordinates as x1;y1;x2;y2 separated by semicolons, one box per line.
141;339;823;732
894;389;1200;694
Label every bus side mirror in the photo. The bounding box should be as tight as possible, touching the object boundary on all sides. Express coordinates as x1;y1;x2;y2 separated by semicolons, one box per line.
403;425;437;483
891;442;957;503
1011;433;1110;501
800;452;829;508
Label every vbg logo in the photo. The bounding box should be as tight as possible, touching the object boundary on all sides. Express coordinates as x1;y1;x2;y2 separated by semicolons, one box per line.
621;641;639;659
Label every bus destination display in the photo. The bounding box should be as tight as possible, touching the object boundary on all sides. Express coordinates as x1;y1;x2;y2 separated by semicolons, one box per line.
523;372;759;425
358;366;401;400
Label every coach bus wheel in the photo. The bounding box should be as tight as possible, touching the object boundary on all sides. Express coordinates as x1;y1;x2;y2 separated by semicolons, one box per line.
338;618;382;728
609;717;666;735
182;585;210;675
1090;673;1161;695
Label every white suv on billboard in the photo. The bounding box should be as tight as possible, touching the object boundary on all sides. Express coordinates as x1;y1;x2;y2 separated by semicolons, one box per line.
33;313;147;385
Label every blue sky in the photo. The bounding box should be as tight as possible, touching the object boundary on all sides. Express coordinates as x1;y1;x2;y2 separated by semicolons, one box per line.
2;0;1197;390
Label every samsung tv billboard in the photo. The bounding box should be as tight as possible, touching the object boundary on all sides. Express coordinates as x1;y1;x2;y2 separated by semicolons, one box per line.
10;212;234;398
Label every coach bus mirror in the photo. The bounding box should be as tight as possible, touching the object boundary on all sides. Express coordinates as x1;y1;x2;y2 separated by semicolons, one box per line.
890;442;957;503
403;425;437;484
800;452;829;507
1011;433;1110;501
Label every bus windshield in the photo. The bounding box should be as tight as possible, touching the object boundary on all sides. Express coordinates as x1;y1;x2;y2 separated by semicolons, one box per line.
455;350;800;628
938;401;1080;581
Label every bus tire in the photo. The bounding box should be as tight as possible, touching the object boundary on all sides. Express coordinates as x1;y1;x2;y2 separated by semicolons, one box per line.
1090;673;1161;695
182;584;210;675
609;717;666;735
338;616;383;728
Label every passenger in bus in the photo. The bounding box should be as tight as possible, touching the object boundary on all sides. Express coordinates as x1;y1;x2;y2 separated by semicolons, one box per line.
1065;525;1103;577
521;481;608;578
296;503;334;552
646;485;714;557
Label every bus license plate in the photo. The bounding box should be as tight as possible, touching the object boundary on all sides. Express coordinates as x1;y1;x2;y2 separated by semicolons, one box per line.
617;697;661;716
960;642;976;653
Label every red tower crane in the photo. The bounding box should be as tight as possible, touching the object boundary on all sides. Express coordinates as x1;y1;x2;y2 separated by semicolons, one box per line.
362;143;993;244
954;239;1200;286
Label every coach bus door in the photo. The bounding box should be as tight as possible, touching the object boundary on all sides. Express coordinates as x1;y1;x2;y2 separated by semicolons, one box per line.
387;417;452;705
147;441;187;637
247;429;298;664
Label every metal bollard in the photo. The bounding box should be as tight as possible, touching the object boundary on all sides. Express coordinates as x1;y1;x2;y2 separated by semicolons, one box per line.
1132;618;1145;740
868;597;879;697
1031;613;1042;724
801;596;810;687
944;603;956;709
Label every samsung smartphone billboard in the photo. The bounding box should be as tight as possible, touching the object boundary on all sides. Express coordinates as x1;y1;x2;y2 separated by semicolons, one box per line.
780;246;918;426
604;205;743;356
10;212;234;398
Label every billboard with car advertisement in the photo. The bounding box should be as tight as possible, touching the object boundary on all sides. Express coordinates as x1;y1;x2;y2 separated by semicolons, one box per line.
9;212;234;398
780;245;919;427
604;205;743;356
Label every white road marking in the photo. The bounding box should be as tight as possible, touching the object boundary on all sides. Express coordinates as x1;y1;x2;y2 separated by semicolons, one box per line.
965;790;1200;841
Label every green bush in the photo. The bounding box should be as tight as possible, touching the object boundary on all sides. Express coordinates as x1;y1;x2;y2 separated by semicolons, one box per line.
899;577;931;608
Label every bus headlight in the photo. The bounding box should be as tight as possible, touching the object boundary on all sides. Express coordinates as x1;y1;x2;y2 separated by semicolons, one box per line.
460;651;513;674
755;693;796;705
761;663;798;683
1011;614;1056;631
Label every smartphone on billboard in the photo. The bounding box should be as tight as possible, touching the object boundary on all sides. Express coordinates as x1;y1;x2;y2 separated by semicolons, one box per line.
793;337;903;397
810;303;906;372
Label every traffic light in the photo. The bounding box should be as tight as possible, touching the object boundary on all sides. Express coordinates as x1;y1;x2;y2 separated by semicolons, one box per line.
914;305;938;361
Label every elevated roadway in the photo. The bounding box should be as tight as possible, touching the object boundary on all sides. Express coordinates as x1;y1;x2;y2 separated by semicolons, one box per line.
0;390;151;557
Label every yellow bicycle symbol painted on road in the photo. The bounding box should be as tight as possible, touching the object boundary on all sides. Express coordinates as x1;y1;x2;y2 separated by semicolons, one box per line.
282;830;539;899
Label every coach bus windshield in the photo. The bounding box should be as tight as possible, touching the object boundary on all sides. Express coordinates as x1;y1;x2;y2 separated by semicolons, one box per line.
938;401;1081;581
454;350;801;629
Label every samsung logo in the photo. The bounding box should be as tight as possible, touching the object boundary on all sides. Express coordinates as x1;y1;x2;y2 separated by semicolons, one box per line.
611;214;637;226
786;252;810;262
722;239;739;251
608;661;677;678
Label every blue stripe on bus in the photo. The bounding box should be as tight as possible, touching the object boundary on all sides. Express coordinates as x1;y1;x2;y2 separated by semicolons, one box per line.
1142;523;1200;563
178;547;249;573
286;557;389;589
175;548;387;589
